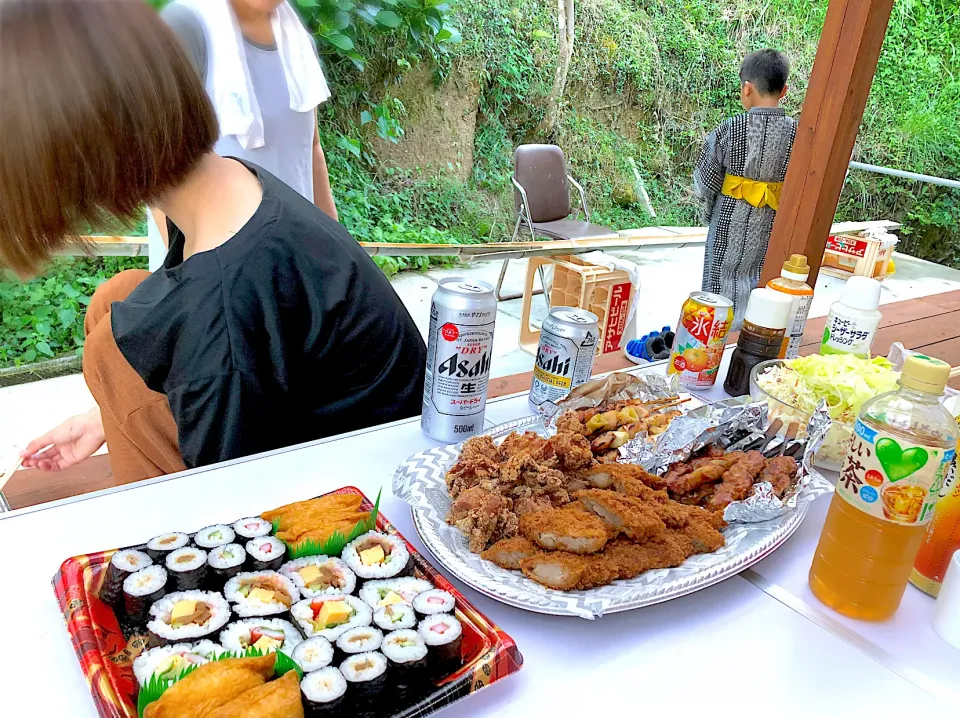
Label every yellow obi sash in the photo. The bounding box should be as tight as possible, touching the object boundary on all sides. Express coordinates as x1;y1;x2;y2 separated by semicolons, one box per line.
721;174;783;210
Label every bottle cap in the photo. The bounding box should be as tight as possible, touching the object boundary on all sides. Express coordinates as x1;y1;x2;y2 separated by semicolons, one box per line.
743;288;792;330
781;254;810;281
900;354;951;395
839;276;881;311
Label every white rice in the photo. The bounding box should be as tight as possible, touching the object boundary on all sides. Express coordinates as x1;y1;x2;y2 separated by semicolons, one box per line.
300;666;347;704
208;544;246;570
342;531;410;580
336;626;383;655
147;591;230;642
194;524;236;549
381;629;427;665
224;571;300;617
165;547;208;573
219;617;304;654
340;651;388;684
246;537;286;563
146;533;190;554
373;603;416;631
280;557;356;599
233;517;273;539
133;643;209;686
291;595;372;641
192;640;225;659
292;637;334;672
418;615;462;646
412;589;455;616
112;549;152;573
123;566;167;597
358;577;433;609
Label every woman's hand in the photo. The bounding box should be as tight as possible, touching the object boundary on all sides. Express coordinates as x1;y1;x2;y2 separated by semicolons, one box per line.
21;408;106;471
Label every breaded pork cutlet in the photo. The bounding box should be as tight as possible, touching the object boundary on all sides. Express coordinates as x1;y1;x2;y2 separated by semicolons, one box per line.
650;500;727;531
481;537;539;570
603;537;689;579
519;505;611;554
575;489;666;542
666;520;725;555
519;551;619;591
578;462;667;492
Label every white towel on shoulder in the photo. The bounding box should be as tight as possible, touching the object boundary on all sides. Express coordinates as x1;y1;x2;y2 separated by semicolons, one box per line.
178;0;330;150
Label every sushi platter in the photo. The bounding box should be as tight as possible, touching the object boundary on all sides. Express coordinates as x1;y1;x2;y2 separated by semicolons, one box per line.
53;487;522;718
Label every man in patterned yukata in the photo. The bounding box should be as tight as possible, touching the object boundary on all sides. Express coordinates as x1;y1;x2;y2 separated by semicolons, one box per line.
694;49;797;329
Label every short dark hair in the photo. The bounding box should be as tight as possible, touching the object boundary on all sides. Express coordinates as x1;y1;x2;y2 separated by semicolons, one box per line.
0;0;218;275
739;49;790;96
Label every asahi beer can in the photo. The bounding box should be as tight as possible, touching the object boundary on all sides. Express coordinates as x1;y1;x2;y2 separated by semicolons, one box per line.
421;278;497;442
529;307;599;410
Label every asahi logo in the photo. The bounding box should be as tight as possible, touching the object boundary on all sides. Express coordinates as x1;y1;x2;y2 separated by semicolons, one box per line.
536;349;571;377
438;350;490;378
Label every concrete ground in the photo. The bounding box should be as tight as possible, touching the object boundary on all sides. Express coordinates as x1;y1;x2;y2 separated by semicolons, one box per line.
3;243;960;464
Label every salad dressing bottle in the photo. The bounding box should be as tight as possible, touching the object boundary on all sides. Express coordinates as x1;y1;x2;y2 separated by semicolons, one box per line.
820;276;882;358
809;354;958;620
766;254;814;360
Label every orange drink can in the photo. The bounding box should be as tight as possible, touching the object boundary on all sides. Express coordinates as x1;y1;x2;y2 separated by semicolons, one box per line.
667;292;733;389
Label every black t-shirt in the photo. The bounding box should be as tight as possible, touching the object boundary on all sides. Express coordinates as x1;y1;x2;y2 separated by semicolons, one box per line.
111;161;426;468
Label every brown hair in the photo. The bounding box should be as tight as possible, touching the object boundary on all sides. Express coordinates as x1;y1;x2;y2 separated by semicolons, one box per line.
0;0;218;275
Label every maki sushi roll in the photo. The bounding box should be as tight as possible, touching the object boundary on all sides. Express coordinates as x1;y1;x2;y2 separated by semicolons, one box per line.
145;532;190;562
418;615;463;677
220;617;303;655
234;517;273;539
291;595;372;641
280;557;356;600
194;524;236;550
207;544;247;586
147;591;231;647
300;666;347;716
412;589;455;619
340;651;389;704
224;571;299;618
334;626;383;665
381;629;428;694
246;536;286;571
101;549;152;607
358;577;432;609
132;640;222;686
342;532;411;582
372;602;416;632
123;566;168;624
165;547;208;591
292;636;334;673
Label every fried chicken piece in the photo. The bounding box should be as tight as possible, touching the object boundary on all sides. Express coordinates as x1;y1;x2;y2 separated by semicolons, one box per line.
447;486;518;553
548;432;595;471
499;431;549;459
519;551;620;591
481;537;539;570
597;449;620;463
760;455;799;497
445;437;501;498
705;450;766;512
580;462;667;492
604;537;688;579
575;490;666;542
514;495;553;517
500;452;569;506
519;505;611;554
555;411;589;437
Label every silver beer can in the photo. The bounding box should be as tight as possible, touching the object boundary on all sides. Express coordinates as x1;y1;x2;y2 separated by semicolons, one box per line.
529;307;599;410
421;278;497;442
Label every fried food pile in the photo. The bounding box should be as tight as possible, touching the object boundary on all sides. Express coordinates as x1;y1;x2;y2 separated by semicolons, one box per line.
555;396;688;462
145;653;302;718
663;445;798;512
262;494;370;548
446;432;728;591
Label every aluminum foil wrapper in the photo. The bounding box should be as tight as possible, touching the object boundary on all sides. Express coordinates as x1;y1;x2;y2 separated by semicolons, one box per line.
538;371;681;432
623;397;835;523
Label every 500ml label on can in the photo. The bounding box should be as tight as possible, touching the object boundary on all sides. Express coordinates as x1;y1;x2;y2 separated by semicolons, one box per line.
529;324;597;408
838;419;955;526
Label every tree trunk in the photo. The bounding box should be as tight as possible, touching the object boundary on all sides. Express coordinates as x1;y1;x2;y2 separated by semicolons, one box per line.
539;0;575;137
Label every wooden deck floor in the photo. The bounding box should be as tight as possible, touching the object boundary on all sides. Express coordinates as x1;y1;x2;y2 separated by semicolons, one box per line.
6;290;960;511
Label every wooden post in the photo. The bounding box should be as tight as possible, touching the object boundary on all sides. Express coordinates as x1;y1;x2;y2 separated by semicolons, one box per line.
760;0;895;287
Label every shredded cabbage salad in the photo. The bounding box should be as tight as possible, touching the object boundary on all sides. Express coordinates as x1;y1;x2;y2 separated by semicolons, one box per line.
755;354;900;426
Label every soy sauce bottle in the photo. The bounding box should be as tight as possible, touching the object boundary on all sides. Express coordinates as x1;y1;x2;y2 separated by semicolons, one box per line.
723;288;792;397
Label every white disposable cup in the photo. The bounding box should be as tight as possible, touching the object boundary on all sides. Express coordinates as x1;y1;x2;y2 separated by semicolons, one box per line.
932;550;960;650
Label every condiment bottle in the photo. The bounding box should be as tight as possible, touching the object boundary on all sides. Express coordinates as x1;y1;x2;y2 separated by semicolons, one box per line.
911;394;960;597
766;254;814;359
820;276;882;358
723;288;792;397
809;354;958;620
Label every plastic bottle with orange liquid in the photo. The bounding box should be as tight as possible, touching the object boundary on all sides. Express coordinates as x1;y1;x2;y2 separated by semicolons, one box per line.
809;354;958;620
765;254;814;360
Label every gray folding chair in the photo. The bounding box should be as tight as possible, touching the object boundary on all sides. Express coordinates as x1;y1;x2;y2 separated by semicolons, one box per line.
496;144;618;301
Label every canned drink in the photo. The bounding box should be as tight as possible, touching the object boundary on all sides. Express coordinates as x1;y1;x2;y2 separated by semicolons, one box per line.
529;307;599;409
667;292;733;389
421;278;497;442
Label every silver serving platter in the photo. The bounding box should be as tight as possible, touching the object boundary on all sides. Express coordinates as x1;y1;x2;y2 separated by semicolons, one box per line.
393;416;815;620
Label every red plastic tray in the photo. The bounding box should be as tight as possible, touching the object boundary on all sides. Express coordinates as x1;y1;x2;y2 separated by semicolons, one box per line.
53;487;523;717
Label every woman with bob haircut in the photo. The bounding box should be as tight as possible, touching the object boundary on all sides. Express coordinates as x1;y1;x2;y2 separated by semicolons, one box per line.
3;0;426;482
